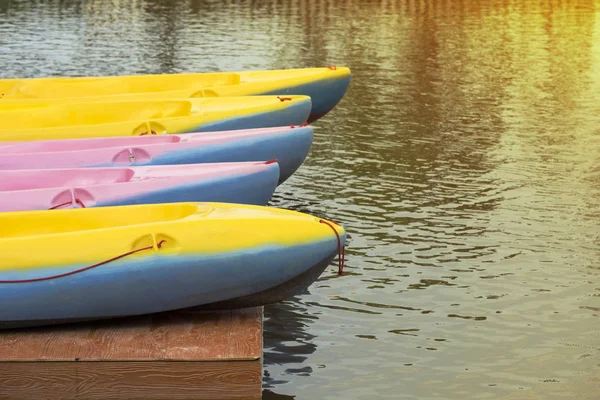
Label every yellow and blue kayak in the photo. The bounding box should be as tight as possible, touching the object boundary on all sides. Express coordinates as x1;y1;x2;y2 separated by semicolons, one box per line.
0;67;351;122
0;96;311;141
0;202;346;328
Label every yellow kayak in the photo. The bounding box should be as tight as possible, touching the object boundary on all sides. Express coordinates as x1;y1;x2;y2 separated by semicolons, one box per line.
0;67;351;122
0;202;346;328
0;96;311;141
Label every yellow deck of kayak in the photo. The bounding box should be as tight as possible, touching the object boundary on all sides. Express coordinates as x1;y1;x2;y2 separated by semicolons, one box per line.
0;67;350;101
0;95;309;141
0;202;344;271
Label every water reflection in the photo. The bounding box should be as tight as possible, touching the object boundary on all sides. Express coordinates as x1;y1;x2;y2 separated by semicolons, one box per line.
262;299;318;389
1;0;599;398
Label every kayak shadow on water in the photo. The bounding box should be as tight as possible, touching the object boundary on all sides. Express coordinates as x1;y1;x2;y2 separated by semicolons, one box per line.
262;388;297;400
262;297;318;399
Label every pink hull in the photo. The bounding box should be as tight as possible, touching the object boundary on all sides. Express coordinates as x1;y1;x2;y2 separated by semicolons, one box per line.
0;126;302;154
0;161;279;212
0;125;313;184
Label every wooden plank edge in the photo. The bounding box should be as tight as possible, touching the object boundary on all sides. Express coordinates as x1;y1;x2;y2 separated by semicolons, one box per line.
0;357;262;362
0;360;262;400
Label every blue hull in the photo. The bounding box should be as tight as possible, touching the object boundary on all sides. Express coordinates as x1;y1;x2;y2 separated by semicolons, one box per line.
190;98;311;132
0;235;345;327
101;126;314;184
101;164;279;207
197;250;337;310
261;76;351;122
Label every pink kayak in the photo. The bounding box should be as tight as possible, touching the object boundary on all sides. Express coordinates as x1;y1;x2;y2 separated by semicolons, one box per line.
0;161;280;212
0;125;313;184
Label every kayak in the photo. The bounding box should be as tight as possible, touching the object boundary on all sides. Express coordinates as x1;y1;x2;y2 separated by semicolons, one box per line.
0;202;346;328
0;161;280;212
0;67;351;122
0;125;313;184
0;96;311;141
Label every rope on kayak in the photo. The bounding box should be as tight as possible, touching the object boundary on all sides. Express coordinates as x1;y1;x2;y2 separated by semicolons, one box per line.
277;96;292;102
327;65;337;71
290;122;309;128
49;198;86;210
0;240;167;284
319;220;345;276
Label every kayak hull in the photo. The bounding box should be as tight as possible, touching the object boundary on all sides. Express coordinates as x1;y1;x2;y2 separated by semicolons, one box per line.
197;250;336;310
145;127;311;183
0;96;312;141
0;239;344;329
0;67;351;122
0;126;314;184
0;202;346;329
0;162;280;212
101;164;279;208
190;99;310;133
262;74;351;123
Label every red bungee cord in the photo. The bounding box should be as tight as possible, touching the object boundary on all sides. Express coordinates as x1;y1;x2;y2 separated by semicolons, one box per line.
49;198;86;210
139;130;157;136
319;219;346;276
290;122;309;128
0;240;167;284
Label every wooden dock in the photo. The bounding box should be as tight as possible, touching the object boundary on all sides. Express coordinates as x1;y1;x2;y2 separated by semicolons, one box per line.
0;307;263;400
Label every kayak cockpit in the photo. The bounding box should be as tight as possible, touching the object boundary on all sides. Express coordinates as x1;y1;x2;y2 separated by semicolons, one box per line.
0;203;206;239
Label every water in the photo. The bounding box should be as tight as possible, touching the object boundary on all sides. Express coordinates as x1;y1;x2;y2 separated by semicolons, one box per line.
1;0;599;398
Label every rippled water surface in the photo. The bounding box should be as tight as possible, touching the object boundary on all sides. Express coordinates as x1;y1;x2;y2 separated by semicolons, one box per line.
1;0;599;398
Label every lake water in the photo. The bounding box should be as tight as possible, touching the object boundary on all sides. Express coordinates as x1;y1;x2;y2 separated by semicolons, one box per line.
1;0;599;398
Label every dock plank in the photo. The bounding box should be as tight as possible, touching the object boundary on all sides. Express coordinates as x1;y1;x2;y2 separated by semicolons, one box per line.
227;307;263;359
0;307;263;399
0;361;260;400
